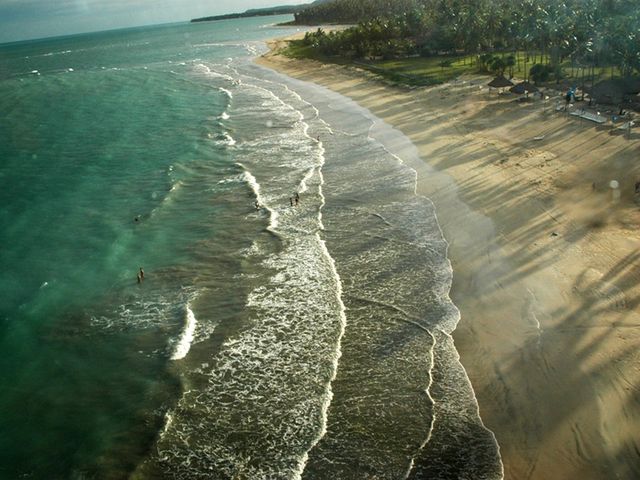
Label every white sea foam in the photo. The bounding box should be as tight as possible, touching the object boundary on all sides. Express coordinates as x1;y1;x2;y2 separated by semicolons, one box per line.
216;175;242;185
42;50;72;57
236;65;502;476
209;131;236;146
149;72;346;476
168;179;182;194
90;286;199;335
224;71;346;476
222;132;236;146
238;166;279;230
403;329;437;479
219;87;233;99
240;240;264;257
317;169;326;231
298;167;315;194
244;43;259;56
193;63;234;81
160;411;174;441
193;42;245;48
294;235;347;479
171;304;198;360
240;168;261;199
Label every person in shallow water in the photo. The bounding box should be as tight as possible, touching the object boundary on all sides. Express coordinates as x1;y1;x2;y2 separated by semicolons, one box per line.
295;192;300;205
290;197;293;207
137;267;144;284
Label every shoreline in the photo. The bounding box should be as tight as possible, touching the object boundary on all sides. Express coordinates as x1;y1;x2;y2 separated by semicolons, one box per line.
257;39;640;479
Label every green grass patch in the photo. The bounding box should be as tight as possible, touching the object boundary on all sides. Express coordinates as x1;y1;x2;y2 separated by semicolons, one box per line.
363;55;477;85
278;43;631;88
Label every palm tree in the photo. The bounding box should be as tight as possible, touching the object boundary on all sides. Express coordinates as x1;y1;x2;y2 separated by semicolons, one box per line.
505;54;516;78
491;57;507;76
604;12;640;77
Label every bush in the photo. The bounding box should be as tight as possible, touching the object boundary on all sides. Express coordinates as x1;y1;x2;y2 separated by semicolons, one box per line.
490;57;506;76
529;63;553;84
478;53;496;71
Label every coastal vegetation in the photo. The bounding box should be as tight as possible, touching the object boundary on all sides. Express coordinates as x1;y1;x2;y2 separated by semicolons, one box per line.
289;0;640;91
191;0;332;23
192;6;302;23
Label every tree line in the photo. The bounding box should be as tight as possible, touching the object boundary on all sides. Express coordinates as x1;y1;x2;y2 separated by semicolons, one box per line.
295;0;640;79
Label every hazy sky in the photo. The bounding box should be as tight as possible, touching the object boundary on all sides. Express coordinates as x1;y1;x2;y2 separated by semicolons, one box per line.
0;0;303;43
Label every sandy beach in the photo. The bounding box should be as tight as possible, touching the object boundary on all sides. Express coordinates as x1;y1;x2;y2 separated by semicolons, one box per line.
258;38;640;479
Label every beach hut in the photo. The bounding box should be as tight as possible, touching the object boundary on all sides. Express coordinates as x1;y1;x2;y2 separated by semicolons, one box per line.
487;76;514;94
584;78;640;106
509;81;538;97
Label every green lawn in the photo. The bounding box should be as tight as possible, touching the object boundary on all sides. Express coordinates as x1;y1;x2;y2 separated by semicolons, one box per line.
281;41;628;87
367;52;624;86
362;55;476;85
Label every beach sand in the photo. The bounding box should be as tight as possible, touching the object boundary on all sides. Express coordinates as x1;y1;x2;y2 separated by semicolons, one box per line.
258;38;640;479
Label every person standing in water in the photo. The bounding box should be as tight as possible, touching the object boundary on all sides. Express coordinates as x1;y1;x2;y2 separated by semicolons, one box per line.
137;267;144;283
295;192;300;205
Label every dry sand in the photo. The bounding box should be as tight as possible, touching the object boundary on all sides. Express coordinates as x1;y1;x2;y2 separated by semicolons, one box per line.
257;37;640;480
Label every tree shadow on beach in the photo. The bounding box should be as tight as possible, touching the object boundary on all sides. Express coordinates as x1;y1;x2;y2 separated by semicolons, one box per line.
383;92;640;479
473;252;640;480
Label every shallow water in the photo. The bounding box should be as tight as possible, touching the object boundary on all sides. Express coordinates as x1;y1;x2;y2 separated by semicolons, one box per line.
0;17;502;479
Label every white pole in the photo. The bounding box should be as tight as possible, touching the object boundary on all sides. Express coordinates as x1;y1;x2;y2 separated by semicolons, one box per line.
610;180;620;203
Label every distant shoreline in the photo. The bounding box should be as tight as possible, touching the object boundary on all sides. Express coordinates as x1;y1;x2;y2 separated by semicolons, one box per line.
191;6;301;23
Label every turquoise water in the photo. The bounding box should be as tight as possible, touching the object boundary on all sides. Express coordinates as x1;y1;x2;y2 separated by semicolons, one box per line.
0;17;503;479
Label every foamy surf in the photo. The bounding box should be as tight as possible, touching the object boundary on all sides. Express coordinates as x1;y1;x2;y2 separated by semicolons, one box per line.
193;63;234;81
209;131;236;146
238;165;280;230
219;86;233;99
171;304;197;360
243;59;504;479
294;235;347;479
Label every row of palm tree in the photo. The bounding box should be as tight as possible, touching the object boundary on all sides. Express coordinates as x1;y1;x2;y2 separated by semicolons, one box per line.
294;0;426;24
296;0;640;79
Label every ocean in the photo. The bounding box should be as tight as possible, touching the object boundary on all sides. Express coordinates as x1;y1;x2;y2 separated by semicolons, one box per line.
0;16;503;479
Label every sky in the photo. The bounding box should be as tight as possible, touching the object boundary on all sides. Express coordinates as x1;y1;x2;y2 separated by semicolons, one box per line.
0;0;303;44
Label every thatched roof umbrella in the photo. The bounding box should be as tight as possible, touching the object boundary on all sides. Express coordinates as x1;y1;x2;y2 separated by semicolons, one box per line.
584;79;640;105
487;76;514;95
509;81;539;96
488;76;514;88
